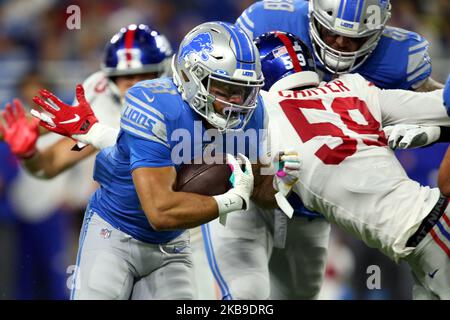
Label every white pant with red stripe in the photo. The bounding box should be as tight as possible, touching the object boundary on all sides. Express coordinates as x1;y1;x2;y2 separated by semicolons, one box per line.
405;207;450;300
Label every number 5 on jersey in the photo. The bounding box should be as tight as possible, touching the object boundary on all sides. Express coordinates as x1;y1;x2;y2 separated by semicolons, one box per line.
280;97;387;165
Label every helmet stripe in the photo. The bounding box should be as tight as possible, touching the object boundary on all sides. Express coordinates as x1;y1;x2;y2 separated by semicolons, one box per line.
217;22;242;69
337;0;345;19
234;25;256;63
124;28;136;65
275;32;303;73
340;0;365;23
218;22;255;70
355;0;365;22
230;23;255;64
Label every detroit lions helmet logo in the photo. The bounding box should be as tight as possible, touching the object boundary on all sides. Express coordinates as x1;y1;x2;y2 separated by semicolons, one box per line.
178;32;213;63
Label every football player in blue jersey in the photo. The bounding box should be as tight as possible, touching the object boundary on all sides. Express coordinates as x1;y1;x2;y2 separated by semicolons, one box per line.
236;0;443;92
200;31;330;300
29;21;292;300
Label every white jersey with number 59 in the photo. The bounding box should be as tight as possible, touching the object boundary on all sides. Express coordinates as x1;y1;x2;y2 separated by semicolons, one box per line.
264;73;448;262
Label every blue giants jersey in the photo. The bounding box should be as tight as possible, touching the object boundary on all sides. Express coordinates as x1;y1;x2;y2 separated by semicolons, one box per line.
89;78;267;244
236;0;432;90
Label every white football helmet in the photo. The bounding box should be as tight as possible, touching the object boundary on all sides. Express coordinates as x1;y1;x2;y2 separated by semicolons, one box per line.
172;21;264;131
309;0;391;74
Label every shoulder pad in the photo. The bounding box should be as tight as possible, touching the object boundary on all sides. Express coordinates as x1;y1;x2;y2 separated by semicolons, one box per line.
120;79;182;146
357;27;431;90
129;78;183;120
236;0;308;40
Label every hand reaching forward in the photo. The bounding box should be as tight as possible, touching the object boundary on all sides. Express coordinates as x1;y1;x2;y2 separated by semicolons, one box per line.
31;84;98;137
0;99;39;158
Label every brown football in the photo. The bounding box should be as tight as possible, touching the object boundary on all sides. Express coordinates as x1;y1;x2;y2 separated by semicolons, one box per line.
174;154;232;196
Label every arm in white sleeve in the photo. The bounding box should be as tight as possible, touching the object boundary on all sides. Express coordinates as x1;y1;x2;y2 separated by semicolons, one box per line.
377;88;450;127
72;122;119;149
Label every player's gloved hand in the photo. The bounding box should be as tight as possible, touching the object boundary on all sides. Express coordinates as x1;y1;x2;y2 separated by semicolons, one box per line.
0;99;39;158
73;123;119;150
444;75;450;107
272;150;301;218
383;124;440;150
273;150;301;195
31;84;98;138
213;153;254;225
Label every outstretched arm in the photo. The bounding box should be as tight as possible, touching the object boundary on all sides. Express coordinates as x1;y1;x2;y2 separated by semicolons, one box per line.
0;97;97;179
32;84;119;149
23;138;97;179
382;75;450;149
415;77;444;92
0;99;40;159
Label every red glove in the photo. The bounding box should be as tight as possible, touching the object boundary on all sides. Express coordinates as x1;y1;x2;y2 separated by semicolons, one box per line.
0;99;39;159
31;84;98;137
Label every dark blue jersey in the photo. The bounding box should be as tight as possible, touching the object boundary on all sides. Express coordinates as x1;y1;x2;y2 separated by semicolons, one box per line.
236;0;431;90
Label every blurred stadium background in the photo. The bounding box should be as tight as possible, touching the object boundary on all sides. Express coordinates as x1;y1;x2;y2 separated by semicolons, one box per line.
0;0;449;300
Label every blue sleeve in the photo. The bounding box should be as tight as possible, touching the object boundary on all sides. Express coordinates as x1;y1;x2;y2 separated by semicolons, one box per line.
402;30;432;90
359;27;432;90
120;86;170;147
118;84;176;171
125;132;173;171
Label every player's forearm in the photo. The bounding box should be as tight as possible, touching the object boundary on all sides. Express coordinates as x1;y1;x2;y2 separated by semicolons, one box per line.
22;143;96;179
415;77;444;92
73;123;119;149
21;150;56;179
251;173;277;209
381;89;450;127
141;191;220;230
249;163;278;208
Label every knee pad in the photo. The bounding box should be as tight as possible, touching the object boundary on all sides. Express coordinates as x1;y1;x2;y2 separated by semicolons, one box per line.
230;273;270;300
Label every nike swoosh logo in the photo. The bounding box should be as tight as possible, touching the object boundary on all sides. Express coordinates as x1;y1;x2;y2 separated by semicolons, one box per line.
224;199;235;208
173;245;188;254
60;114;80;124
142;91;155;103
428;269;439;278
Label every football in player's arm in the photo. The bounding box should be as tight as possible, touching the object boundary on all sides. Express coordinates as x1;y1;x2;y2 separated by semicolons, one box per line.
26;22;302;300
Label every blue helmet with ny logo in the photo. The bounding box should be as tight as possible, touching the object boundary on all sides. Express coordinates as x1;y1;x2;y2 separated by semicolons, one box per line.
173;21;264;131
254;31;319;92
102;24;173;77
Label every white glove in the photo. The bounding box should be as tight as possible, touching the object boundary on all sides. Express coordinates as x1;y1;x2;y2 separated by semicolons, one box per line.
73;122;119;150
273;150;301;195
384;124;440;150
272;150;301;218
213;153;254;225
